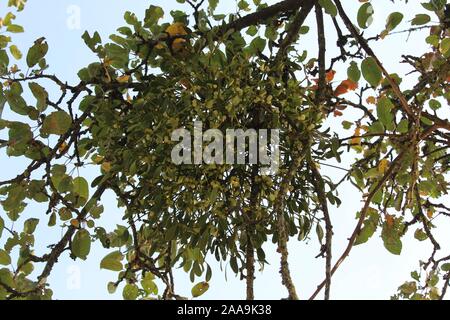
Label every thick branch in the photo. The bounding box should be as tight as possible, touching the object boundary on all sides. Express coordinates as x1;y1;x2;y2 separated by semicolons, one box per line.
222;0;312;35
314;4;326;103
276;0;316;60
274;147;307;300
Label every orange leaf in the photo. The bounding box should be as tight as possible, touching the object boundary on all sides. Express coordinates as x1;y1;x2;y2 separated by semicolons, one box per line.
366;96;376;104
334;83;349;96
386;214;394;227
326;70;336;82
70;219;80;228
342;79;358;90
334;79;359;96
312;70;336;85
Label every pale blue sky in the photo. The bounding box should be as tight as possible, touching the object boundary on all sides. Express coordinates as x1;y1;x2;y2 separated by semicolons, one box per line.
1;0;449;300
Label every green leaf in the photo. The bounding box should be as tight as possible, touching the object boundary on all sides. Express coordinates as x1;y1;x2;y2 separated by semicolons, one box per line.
58;207;72;221
5;90;28;115
104;43;129;69
316;223;324;243
205;264;212;282
0;216;4;238
249;37;266;53
72;229;91;260
144;5;164;27
399;281;417;296
355;209;379;245
397;119;409;134
385;12;404;32
411;14;431;26
48;212;56;227
6;24;24;33
24;218;39;234
208;0;219;11
3;13;16;26
107;282;117;294
357;3;374;29
26;41;48;68
0;35;12;49
9;45;22;60
123;284;139;300
0;250;11;265
440;38;450;56
422;0;446;12
414;229;428;242
347;61;361;82
429;99;441;110
141;273;158;295
238;0;250;11
0;50;9;68
420;116;434;126
28;82;48;112
361;57;382;88
72;177;89;201
246;25;258;36
82;31;101;52
0;269;14;290
377;97;395;131
42;111;72;135
381;220;403;255
442;263;450;272
426;34;439;47
318;0;337;17
100;251;123;271
230;256;238;274
299;26;310;35
342;120;353;130
192;281;209;297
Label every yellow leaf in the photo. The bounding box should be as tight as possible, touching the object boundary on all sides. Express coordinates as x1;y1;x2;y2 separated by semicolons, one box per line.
427;210;434;219
58;142;68;154
93;155;104;164
172;38;187;52
378;159;389;174
117;75;130;83
361;125;369;132
166;22;187;37
101;162;112;173
351;127;362;145
366;96;376;104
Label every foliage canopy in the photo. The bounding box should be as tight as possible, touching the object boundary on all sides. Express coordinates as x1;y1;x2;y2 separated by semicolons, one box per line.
0;0;450;300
